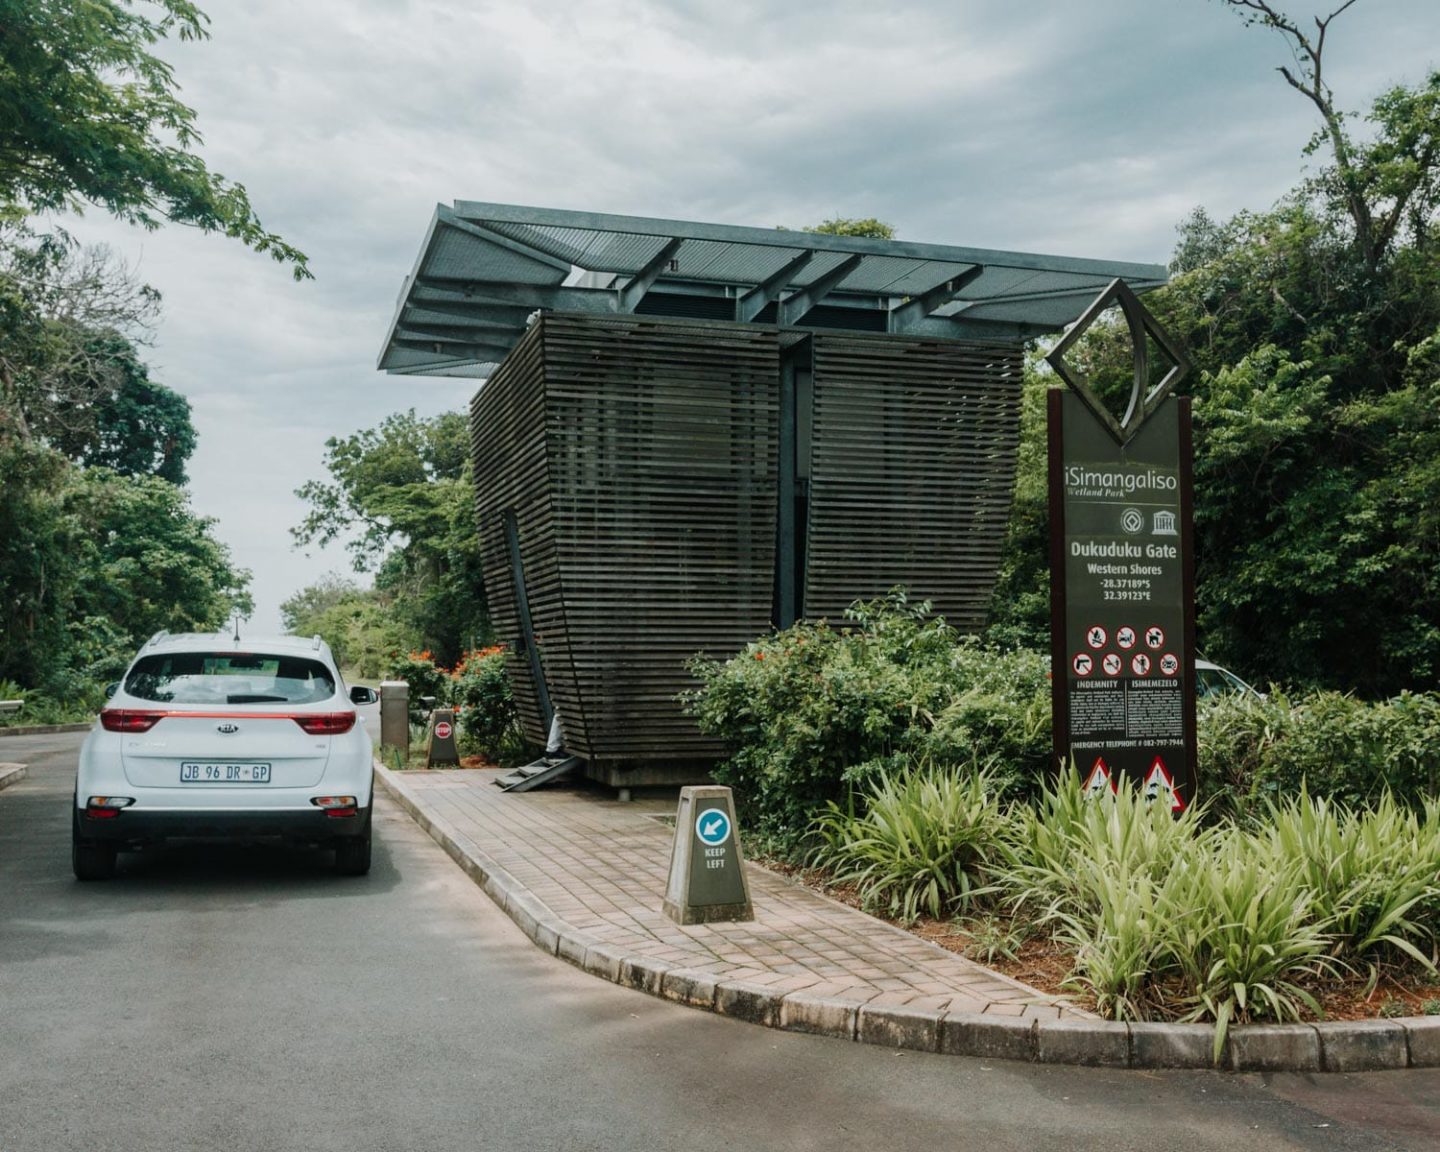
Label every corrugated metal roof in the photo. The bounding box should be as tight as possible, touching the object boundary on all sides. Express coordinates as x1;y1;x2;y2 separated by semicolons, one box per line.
379;202;1168;377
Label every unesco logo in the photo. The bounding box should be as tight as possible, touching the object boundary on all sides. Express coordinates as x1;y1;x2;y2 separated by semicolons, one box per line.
1120;508;1145;534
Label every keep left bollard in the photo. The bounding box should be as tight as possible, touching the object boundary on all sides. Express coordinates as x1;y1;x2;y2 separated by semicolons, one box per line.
662;785;753;924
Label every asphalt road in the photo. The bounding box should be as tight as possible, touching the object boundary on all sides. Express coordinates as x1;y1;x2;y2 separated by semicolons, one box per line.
2;730;1439;1152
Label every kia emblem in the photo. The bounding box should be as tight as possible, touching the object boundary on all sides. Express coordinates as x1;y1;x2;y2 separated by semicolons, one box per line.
217;723;239;735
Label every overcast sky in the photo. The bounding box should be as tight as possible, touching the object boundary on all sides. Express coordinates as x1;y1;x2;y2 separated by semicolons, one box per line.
60;0;1440;631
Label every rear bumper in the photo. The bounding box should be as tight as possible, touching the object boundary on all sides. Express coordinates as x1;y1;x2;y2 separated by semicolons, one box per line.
76;806;369;846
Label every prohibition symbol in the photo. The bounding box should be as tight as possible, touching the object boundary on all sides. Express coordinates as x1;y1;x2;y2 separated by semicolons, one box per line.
1145;626;1165;649
1085;625;1107;650
1101;653;1122;677
1072;652;1094;677
1131;653;1151;676
1116;626;1137;650
1159;653;1179;677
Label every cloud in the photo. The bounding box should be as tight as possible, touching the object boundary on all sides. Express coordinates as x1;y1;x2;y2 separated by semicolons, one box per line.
53;0;1440;630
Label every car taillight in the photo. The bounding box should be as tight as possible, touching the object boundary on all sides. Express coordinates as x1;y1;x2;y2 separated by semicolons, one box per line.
100;709;163;733
293;713;356;736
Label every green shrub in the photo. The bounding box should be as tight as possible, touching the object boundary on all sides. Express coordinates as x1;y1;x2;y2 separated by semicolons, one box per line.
999;768;1209;925
1197;688;1440;814
448;645;521;761
1168;847;1338;1060
684;589;1051;853
386;650;450;725
811;761;1008;922
1250;790;1440;971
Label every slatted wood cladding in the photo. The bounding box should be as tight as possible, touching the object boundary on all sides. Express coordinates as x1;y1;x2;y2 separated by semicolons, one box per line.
472;314;779;769
804;334;1022;630
470;323;556;746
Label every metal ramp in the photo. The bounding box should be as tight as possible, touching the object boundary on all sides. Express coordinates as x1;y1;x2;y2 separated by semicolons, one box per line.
495;754;582;793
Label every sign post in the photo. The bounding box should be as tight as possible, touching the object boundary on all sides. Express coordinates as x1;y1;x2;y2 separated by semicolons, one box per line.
1047;280;1197;809
662;785;753;924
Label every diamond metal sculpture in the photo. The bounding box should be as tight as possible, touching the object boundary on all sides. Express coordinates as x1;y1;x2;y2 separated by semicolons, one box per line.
1045;278;1191;444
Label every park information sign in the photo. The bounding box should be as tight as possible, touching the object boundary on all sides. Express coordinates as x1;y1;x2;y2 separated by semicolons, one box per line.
1046;280;1197;809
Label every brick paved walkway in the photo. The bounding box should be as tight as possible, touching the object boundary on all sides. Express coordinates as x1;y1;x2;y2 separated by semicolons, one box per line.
378;766;1085;1021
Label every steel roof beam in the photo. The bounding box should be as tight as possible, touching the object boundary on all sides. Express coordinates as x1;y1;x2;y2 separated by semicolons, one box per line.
736;250;812;323
618;237;684;313
778;254;863;327
887;264;984;334
392;336;516;360
395;322;522;346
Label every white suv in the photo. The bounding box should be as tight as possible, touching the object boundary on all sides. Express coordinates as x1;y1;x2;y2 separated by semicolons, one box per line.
73;632;378;880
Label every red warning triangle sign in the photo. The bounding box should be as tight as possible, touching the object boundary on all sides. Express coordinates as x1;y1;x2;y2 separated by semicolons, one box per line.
1143;756;1185;812
1082;757;1116;798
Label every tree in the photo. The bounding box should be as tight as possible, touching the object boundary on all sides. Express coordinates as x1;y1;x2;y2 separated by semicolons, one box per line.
45;332;197;483
1219;1;1440;274
292;410;488;665
65;467;252;676
806;217;896;240
987;34;1440;693
0;0;308;278
281;575;408;678
0;446;249;692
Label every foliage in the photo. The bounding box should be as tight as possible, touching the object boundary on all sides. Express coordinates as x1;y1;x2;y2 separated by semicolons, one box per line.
1217;2;1440;275
1250;791;1440;972
386;650;449;726
0;439;249;696
378;645;523;763
1166;848;1337;1061
804;217;896;240
293;410;489;666
811;761;1007;922
280;574;407;678
1196;688;1440;813
684;590;1050;853
987;774;1427;1059
0;0;308;277
447;646;521;761
42;330;197;483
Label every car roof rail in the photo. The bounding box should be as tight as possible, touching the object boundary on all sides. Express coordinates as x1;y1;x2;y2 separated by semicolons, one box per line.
144;630;169;650
312;634;324;650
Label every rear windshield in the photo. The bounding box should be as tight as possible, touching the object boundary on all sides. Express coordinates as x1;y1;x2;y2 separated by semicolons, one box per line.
124;653;337;705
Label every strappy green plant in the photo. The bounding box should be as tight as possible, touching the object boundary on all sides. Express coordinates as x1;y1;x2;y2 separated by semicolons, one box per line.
811;761;1007;922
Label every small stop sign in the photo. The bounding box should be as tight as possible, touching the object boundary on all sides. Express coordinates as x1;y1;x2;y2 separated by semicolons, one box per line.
435;721;453;740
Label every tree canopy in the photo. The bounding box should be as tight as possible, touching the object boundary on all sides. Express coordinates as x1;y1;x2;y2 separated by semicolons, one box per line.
0;0;309;278
292;411;488;666
988;20;1440;696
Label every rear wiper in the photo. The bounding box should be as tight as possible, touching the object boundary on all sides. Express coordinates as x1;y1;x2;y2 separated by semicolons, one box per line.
226;694;288;704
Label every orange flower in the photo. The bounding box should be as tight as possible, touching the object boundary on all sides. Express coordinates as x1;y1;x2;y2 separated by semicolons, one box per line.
754;651;765;661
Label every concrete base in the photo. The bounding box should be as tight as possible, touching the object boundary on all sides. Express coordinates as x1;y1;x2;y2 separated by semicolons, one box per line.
584;759;715;790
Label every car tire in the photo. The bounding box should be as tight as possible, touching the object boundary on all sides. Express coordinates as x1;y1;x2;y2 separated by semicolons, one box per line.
72;808;117;882
334;808;372;876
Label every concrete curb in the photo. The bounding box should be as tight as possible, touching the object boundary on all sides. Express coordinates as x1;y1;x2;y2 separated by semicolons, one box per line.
0;764;27;792
376;764;1440;1073
0;723;92;737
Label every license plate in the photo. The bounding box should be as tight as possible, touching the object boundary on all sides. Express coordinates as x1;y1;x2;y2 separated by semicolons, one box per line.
179;762;272;784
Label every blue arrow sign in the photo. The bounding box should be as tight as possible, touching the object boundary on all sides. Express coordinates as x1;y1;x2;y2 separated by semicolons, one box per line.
695;807;731;846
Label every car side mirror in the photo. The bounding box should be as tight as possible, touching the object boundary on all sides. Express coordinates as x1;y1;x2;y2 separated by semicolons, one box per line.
104;682;121;699
350;686;379;705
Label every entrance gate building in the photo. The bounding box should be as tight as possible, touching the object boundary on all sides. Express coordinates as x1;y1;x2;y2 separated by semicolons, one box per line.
380;203;1166;788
